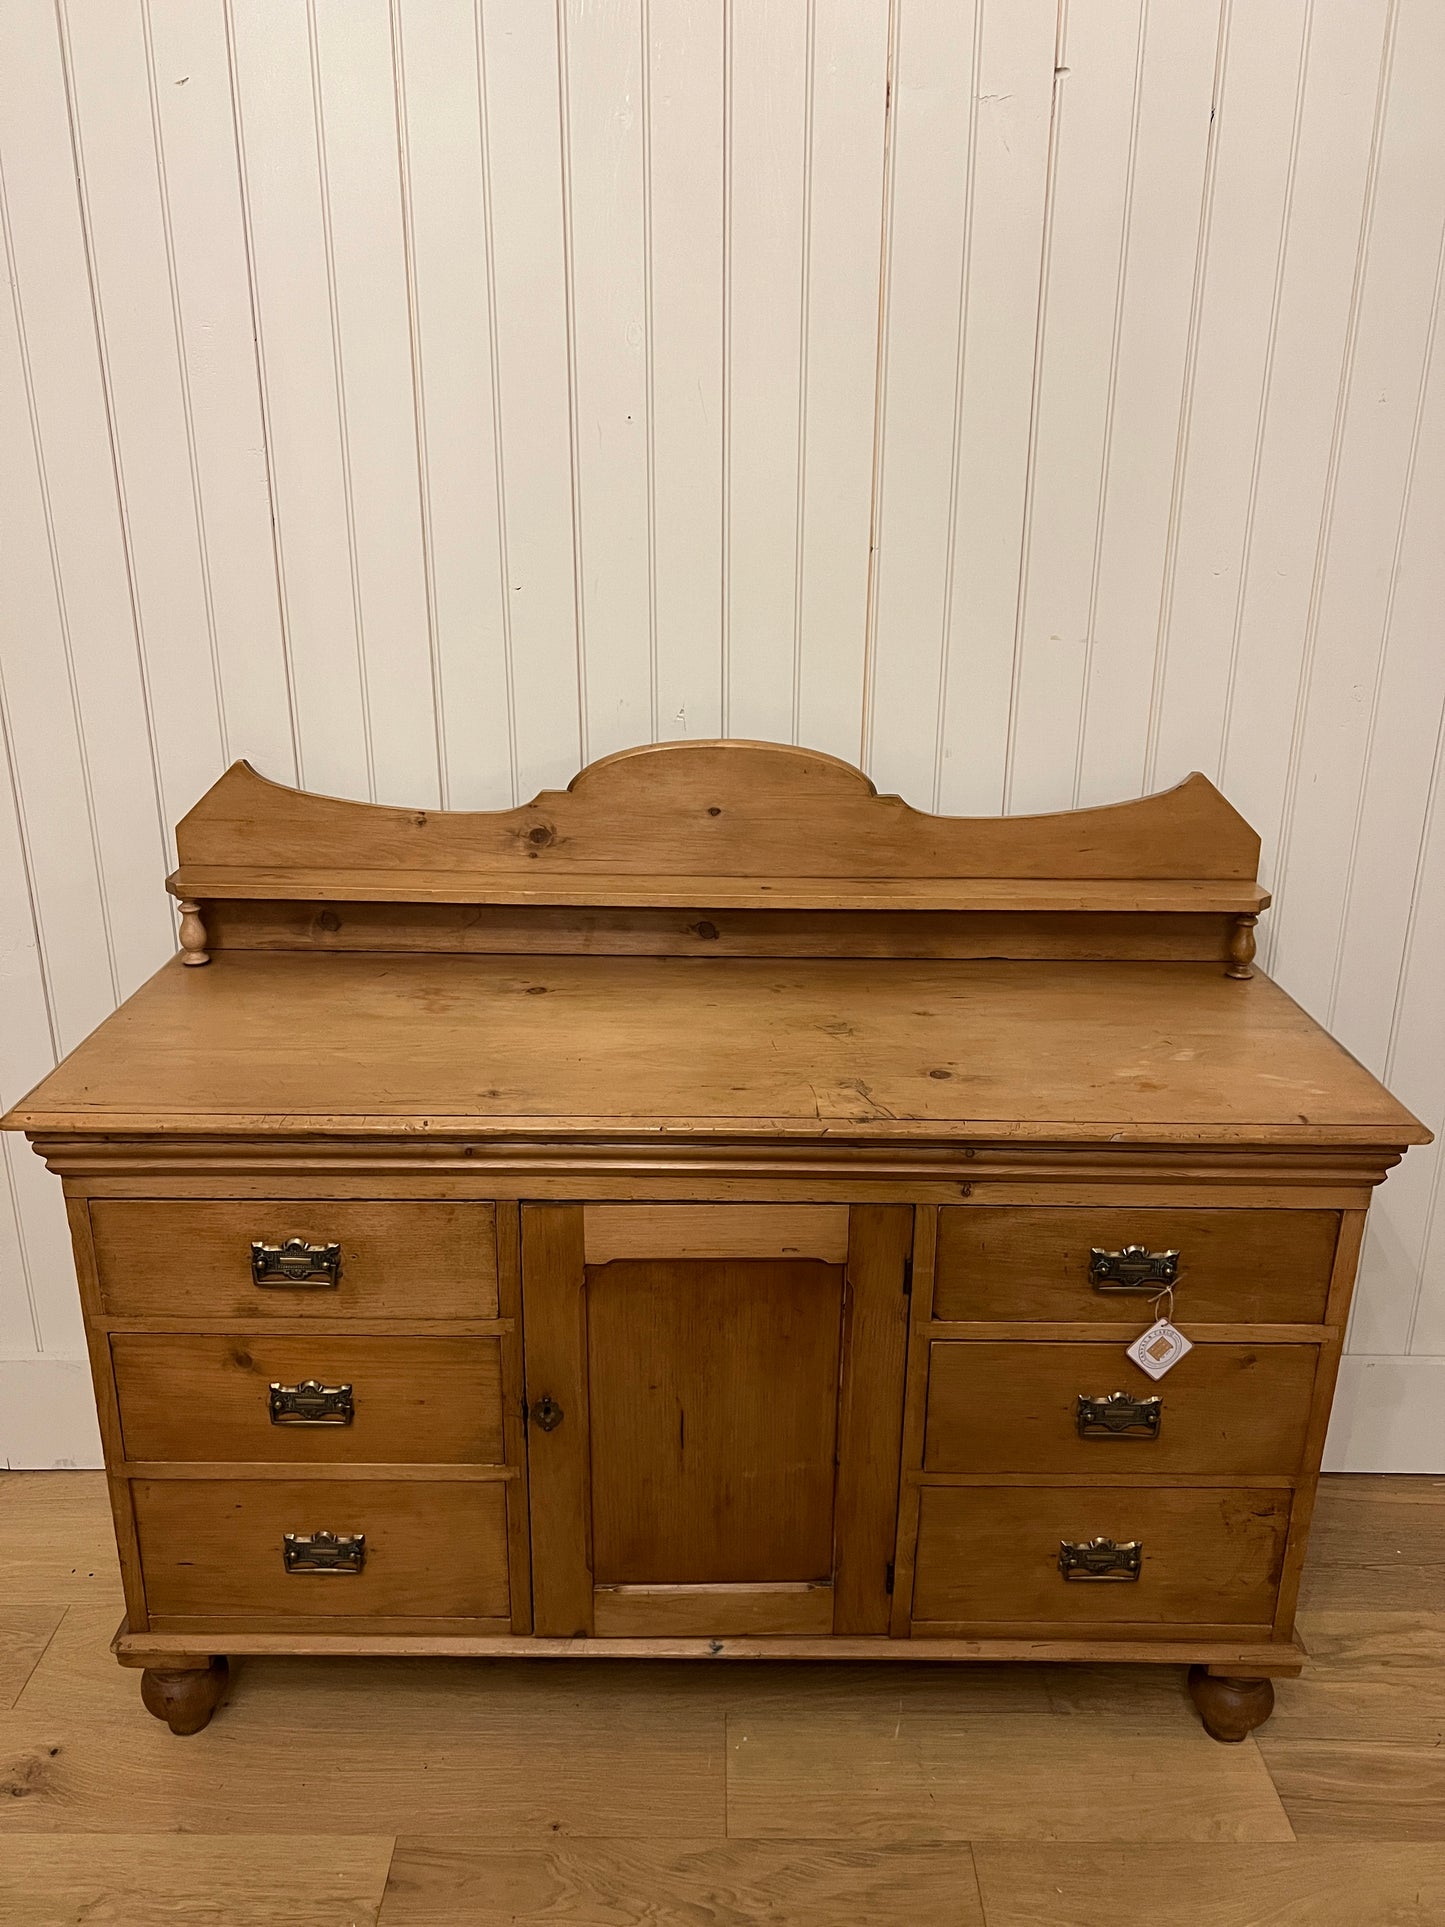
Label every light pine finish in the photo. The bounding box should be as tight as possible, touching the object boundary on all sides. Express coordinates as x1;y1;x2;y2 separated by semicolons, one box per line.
89;1200;499;1320
934;1206;1341;1323
169;748;1264;889
110;1334;505;1466
910;1486;1292;1631
924;1341;1319;1477
132;1478;510;1621
0;741;1430;1743
4;957;1423;1148
582;1204;849;1263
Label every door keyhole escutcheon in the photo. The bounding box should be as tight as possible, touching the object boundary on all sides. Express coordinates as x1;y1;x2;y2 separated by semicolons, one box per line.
531;1395;564;1433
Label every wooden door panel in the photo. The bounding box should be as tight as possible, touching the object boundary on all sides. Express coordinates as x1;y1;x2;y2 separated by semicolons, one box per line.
521;1201;914;1640
587;1257;843;1585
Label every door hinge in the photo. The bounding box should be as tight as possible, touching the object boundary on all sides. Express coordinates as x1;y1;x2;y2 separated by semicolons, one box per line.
885;1560;895;1595
902;1256;913;1296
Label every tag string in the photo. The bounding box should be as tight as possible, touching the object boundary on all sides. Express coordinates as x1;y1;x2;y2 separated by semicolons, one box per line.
1151;1281;1175;1325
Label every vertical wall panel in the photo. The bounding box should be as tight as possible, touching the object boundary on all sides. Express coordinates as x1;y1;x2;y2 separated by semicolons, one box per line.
229;0;373;798
394;0;513;808
477;0;582;794
647;0;725;739
0;1;173;1002
146;0;298;787
1;0;1444;1467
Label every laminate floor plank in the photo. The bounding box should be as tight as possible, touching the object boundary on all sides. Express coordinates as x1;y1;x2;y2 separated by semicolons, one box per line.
0;1475;122;1605
0;1609;65;1709
1297;1476;1445;1611
971;1842;1445;1926
725;1704;1293;1843
0;1834;395;1927
1270;1612;1445;1742
377;1837;985;1926
1256;1737;1445;1839
2;1609;726;1839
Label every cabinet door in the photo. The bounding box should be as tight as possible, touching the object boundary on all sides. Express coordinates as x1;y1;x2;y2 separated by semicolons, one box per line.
521;1204;911;1638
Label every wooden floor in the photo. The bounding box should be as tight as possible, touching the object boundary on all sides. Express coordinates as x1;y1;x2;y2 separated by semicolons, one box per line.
3;1473;1444;1925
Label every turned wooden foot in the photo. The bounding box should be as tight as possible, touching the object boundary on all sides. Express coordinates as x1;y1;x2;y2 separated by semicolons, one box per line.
140;1659;229;1735
1188;1667;1274;1742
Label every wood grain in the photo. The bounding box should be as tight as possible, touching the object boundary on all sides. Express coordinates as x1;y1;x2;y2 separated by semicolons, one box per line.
1272;1610;1445;1741
376;1837;986;1926
971;1843;1445;1926
111;1334;505;1464
1257;1736;1445;1840
592;1583;834;1638
169;748;1263;883
131;1478;510;1619
208;897;1243;961
582;1203;849;1263
934;1205;1340;1323
586;1258;843;1587
924;1340;1318;1476
0;1835;395;1927
910;1486;1291;1630
520;1205;594;1637
0;1608;64;1709
90;1199;499;1320
726;1704;1292;1842
834;1204;912;1633
5;956;1425;1146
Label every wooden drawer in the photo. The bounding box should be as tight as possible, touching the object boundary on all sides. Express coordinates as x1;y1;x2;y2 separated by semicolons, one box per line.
924;1341;1318;1476
133;1478;510;1619
91;1201;498;1320
112;1335;504;1464
934;1207;1337;1323
910;1485;1290;1629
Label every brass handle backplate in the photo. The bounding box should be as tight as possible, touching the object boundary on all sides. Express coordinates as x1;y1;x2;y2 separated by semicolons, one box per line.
251;1238;341;1288
1088;1244;1179;1293
1059;1536;1143;1582
269;1380;354;1427
283;1529;365;1574
1076;1391;1163;1439
531;1396;564;1433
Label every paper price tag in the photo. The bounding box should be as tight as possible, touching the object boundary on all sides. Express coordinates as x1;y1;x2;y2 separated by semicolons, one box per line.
1126;1317;1193;1381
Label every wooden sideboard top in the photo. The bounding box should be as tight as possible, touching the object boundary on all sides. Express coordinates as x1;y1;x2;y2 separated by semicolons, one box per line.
2;742;1426;1151
3;951;1426;1147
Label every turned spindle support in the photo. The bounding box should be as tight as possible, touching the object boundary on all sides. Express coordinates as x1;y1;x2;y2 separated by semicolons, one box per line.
1224;913;1257;980
1188;1666;1274;1742
139;1657;229;1735
177;898;211;966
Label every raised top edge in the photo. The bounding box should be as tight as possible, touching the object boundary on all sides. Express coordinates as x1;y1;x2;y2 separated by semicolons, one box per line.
168;741;1262;894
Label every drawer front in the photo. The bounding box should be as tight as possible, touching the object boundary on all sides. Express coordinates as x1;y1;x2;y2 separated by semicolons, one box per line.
934;1207;1337;1323
133;1478;510;1618
924;1341;1318;1476
92;1201;498;1319
112;1335;504;1464
911;1485;1290;1629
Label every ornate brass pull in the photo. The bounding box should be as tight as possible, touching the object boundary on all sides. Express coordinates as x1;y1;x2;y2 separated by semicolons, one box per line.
251;1238;341;1287
1076;1391;1163;1439
530;1396;564;1433
269;1380;354;1427
1088;1244;1179;1293
1059;1536;1143;1581
283;1529;365;1574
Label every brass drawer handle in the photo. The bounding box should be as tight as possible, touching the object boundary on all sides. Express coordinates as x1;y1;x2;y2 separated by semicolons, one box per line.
251;1238;341;1288
1076;1391;1162;1439
1059;1536;1142;1582
1088;1244;1179;1293
283;1529;365;1574
269;1380;354;1427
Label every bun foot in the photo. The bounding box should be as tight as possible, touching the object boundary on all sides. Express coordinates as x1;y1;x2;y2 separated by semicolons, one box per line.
1188;1667;1274;1742
140;1658;229;1735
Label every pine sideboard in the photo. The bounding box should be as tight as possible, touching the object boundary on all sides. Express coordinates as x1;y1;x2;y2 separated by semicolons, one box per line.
2;740;1428;1741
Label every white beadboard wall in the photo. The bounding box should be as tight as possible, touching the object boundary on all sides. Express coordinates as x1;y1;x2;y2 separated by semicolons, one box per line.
1;0;1442;1468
